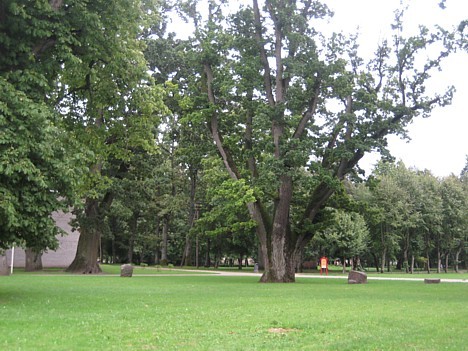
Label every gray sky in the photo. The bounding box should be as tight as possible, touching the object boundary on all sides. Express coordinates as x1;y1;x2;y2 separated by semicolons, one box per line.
326;0;467;177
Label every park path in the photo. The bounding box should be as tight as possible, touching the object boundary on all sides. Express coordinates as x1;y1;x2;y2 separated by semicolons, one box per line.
154;269;468;283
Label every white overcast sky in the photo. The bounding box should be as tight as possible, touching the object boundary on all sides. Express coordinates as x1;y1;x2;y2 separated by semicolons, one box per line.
321;0;468;177
170;0;468;177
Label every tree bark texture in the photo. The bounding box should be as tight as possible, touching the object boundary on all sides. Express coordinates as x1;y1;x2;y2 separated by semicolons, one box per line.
25;248;43;272
0;255;9;276
66;198;102;274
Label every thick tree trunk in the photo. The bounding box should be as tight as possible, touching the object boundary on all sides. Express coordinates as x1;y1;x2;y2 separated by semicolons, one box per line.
444;253;449;273
238;256;243;270
25;248;43;272
66;198;102;274
0;254;9;276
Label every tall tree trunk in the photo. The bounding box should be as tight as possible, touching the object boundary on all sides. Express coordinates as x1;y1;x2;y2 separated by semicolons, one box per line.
381;247;386;274
444;253;449;273
204;238;211;267
66;198;102;274
238;256;243;270
403;230;410;273
342;257;346;273
437;246;441;274
25;248;43;272
154;216;160;264
161;215;169;264
454;248;461;273
128;211;139;264
181;168;197;267
372;252;380;273
410;254;415;274
111;236;116;264
426;249;431;274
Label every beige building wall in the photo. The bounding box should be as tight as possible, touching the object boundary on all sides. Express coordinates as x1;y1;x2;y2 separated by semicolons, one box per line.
5;211;79;268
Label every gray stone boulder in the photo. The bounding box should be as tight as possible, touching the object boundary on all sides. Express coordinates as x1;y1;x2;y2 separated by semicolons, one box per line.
120;264;134;277
348;270;367;284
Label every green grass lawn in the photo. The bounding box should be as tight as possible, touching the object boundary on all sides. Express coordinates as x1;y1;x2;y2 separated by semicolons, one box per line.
1;274;466;350
10;265;215;276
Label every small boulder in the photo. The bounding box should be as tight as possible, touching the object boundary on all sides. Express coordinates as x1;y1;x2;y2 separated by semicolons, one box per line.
120;264;134;277
348;270;367;284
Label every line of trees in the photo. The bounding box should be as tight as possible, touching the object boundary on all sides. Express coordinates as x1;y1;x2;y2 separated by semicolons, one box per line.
1;1;467;281
311;161;468;274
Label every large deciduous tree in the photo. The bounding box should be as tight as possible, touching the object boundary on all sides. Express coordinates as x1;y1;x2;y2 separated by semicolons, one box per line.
60;0;165;273
178;0;457;282
0;0;84;251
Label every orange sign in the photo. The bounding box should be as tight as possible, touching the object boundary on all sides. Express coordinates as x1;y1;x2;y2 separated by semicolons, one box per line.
320;258;327;269
320;256;328;275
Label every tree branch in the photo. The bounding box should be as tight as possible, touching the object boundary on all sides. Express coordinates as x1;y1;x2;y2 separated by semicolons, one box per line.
253;0;275;106
204;62;241;180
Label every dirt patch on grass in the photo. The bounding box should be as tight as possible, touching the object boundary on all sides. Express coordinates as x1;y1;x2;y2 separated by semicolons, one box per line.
268;328;299;334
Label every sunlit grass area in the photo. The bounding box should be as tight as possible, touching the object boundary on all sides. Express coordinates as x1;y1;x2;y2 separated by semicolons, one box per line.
1;274;466;350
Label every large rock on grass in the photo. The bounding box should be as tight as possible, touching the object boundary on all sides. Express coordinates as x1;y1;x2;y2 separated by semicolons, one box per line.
348;270;367;284
120;264;134;277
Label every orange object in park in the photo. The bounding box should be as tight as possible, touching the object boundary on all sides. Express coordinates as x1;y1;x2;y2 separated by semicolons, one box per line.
320;257;328;275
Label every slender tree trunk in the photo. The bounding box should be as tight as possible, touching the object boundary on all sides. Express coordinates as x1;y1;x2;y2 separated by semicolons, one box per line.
410;254;415;274
25;248;43;272
161;215;169;264
181;168;197;267
381;247;386;274
402;231;409;273
372;252;380;273
342;257;346;273
454;248;461;273
128;211;138;264
204;238;211;267
437;247;441;274
444;253;449;273
154;216;160;265
66;198;102;274
111;236;116;264
426;249;431;274
195;233;199;268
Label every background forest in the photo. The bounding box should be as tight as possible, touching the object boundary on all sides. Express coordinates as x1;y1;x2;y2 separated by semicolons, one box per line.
1;0;466;279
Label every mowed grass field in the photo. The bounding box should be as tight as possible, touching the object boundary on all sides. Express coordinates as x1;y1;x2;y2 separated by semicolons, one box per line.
1;273;467;350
